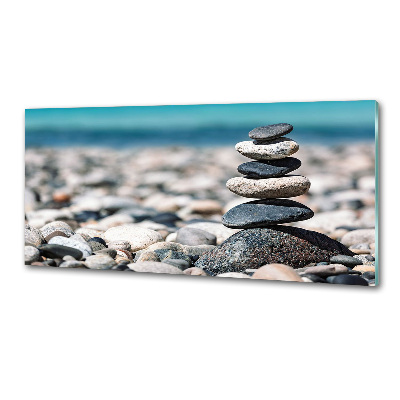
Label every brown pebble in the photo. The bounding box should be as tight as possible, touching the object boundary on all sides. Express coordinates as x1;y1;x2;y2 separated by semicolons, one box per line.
52;192;71;203
183;267;208;276
251;264;303;282
352;265;375;273
302;264;348;277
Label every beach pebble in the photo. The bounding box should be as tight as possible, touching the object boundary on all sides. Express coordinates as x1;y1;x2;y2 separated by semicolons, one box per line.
235;138;299;160
302;264;349;277
295;210;358;233
107;240;131;251
362;271;375;280
25;224;45;247
163;259;191;270
154;249;192;264
188;200;222;214
184;222;239;244
25;246;41;264
59;260;87;268
195;226;353;275
176;227;217;246
97;214;135;230
183;267;208;276
352;265;375;273
128;261;183;274
248;123;293;141
327;274;369;286
226;175;310;198
349;243;371;254
166;232;177;242
39;244;83;260
341;229;375;247
94;248;117;258
87;240;106;252
40;221;75;241
329;254;362;267
136;250;160;262
85;254;116;270
222;199;313;228
48;236;92;258
217;272;251;279
300;274;327;283
75;227;105;239
104;225;163;252
251;264;303;282
237;157;301;178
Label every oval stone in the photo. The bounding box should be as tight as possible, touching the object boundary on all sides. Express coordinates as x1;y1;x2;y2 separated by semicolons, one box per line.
251;264;303;282
226;175;310;198
249;123;293;140
235;138;299;160
195;226;355;275
222;199;313;228
237;157;301;178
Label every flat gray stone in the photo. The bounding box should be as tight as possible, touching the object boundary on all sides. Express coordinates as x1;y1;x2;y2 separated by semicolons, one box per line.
249;123;293;140
222;199;314;228
175;227;217;246
237;157;301;178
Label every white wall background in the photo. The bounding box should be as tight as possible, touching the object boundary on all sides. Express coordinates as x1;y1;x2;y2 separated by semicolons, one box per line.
1;1;397;399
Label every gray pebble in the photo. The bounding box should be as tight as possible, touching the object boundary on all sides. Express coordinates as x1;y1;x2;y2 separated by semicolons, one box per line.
25;246;41;264
176;227;217;246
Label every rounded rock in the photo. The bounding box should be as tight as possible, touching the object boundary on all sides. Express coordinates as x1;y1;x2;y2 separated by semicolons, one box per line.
48;236;92;258
25;246;41;264
25;225;45;247
341;229;375;247
222;199;314;228
85;254;116;270
226;175;310;198
303;264;349;277
329;254;363;267
39;244;83;260
40;221;74;241
328;274;369;286
183;267;208;276
248;123;293;141
104;225;163;252
176;227;217;246
127;261;183;274
251;264;303;282
237;157;301;178
235;138;299;160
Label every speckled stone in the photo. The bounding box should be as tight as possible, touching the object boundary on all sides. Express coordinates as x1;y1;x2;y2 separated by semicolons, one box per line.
25;246;41;264
195;226;354;275
226;175;310;198
104;225;163;252
237;158;301;178
330;254;363;267
127;261;184;274
163;259;191;270
107;240;131;251
183;267;208;276
40;221;74;241
25;225;45;247
249;123;293;141
222;199;314;228
153;249;192;264
235;138;299;160
85;254;116;270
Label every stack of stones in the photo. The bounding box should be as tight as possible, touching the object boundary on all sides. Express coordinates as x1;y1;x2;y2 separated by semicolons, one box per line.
195;123;355;276
222;123;314;230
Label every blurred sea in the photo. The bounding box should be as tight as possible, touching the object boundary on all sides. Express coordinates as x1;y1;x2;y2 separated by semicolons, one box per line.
25;101;377;148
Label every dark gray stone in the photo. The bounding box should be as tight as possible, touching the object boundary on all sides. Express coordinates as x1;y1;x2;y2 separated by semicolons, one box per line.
195;226;354;275
222;199;314;228
237;158;301;178
163;259;191;270
362;271;375;280
327;274;369;286
249;123;293;141
176;227;217;246
154;249;192;264
39;244;83;260
330;254;363;267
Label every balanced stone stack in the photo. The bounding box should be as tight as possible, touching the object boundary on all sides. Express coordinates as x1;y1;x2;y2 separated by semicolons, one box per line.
195;123;354;275
222;123;314;229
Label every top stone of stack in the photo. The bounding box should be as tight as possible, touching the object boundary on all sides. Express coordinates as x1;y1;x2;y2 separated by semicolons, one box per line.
249;123;293;142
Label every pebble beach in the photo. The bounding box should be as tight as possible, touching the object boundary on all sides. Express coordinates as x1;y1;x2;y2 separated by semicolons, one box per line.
25;137;376;285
